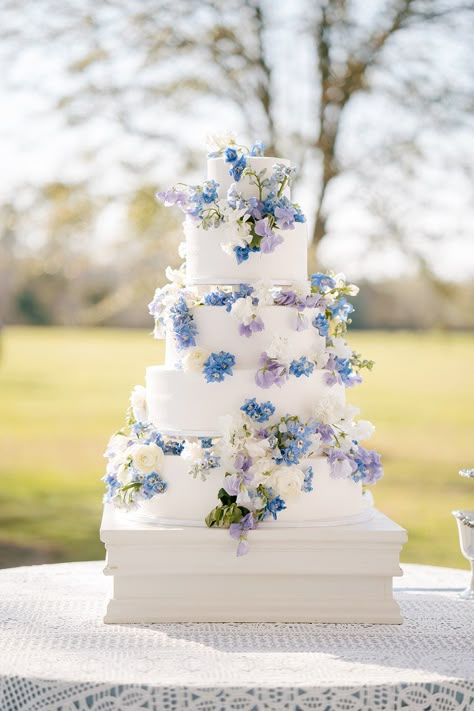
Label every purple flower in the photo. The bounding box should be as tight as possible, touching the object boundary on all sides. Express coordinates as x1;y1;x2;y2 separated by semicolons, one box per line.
234;453;252;473
328;449;357;479
229;512;256;557
255;352;288;389
254;217;273;239
274;205;296;230
274;290;298;306
260;231;284;254
156;189;190;209
238;316;265;338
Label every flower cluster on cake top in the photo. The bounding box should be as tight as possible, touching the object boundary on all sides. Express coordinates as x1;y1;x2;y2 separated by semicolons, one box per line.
103;387;383;555
156;136;305;264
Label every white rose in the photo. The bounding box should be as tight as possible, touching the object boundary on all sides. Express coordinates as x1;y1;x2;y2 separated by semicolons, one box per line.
352;419;375;442
273;467;305;498
106;433;130;456
250;457;276;480
131;443;164;474
331;337;353;360
130;385;147;423
182;347;209;373
312;396;345;425
181;441;203;464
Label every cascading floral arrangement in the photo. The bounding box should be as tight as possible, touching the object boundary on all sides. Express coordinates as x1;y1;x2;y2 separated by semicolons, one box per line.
156;137;306;264
103;387;382;555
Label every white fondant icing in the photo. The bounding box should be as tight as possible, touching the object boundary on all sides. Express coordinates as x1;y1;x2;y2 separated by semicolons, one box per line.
207;156;291;200
137;455;366;525
165;305;325;368
184;220;308;286
146;366;345;434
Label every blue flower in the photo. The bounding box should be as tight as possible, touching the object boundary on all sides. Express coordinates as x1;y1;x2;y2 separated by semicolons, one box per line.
230;154;247;181
234;245;251;264
329;296;354;323
265;495;287;520
302;465;314;493
224;146;239;163
250;141;265;156
312;313;329;337
203;351;236;382
204;290;233;307
240;398;276;423
169;296;197;351
233;283;255;300
289;356;314;378
142;472;167;499
201;179;219;204
200;437;213;449
352;447;383;484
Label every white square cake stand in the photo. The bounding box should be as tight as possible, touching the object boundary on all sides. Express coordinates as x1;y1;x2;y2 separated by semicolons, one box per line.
100;505;407;624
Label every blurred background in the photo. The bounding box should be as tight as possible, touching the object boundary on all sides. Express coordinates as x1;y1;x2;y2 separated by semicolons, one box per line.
0;0;473;569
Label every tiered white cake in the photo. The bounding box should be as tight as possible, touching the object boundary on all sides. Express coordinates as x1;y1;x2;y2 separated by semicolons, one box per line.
100;138;407;623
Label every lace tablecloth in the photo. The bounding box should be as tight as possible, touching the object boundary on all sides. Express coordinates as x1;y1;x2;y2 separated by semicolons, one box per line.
0;562;473;711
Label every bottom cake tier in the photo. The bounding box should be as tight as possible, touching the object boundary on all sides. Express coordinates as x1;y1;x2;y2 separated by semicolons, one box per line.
133;453;372;527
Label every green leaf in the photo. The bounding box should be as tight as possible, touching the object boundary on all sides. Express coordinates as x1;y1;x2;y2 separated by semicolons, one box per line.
217;487;236;506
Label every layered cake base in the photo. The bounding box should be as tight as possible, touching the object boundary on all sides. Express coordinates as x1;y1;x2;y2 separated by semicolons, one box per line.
101;505;407;624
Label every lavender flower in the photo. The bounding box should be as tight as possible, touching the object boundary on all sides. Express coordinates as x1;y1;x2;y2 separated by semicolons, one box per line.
239;316;265;338
255;352;288;388
274;205;296;230
274;290;298;306
260;231;284;254
229;512;256;557
328;449;357;479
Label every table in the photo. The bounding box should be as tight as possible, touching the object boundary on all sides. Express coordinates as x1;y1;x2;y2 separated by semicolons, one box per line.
0;562;473;711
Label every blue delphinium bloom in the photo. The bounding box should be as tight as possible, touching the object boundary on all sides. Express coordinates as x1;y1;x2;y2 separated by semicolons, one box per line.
224;146;238;163
265;495;287;520
230;154;247;181
201;179;219;204
302;465;314;493
169;296;197;351
312;313;329;337
203;351;236;382
329;296;354;323
142;472;167;499
204;290;233;308
233;283;255;300
289;356;314;378
311;273;336;292
234;244;251;264
200;437;213;449
240;398;276;423
250;141;265;156
102;472;121;501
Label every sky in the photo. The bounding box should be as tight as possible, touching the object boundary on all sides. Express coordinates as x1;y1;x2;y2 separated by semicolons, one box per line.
1;0;473;282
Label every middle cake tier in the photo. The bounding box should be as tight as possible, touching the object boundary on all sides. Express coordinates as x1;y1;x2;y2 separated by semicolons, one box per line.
165;304;326;368
146;366;345;434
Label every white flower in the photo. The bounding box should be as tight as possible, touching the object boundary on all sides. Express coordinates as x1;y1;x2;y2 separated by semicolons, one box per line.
273;466;305;498
312;396;345;424
131;443;164;475
312;339;330;369
116;462;132;485
236;489;253;508
289;280;311;296
106;433;130;457
347;283;359;296
331;337;353;360
178;241;187;259
352;419;375;442
165;265;186;287
231;296;257;325
181;441;203;464
246;438;272;458
249;457;276;480
182;347;210;373
309;432;323;455
130;385;147;423
266;335;294;364
205;130;237;152
252;280;275;305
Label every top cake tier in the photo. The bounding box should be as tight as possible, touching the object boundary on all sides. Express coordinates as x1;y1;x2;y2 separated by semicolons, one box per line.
207;156;292;200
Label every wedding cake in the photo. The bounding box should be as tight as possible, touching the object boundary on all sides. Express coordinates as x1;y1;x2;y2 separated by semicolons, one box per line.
100;136;406;621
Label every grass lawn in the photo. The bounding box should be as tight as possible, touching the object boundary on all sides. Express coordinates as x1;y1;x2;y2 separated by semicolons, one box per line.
0;326;473;569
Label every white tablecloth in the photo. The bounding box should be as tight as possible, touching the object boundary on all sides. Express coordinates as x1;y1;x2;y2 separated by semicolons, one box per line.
0;562;473;711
